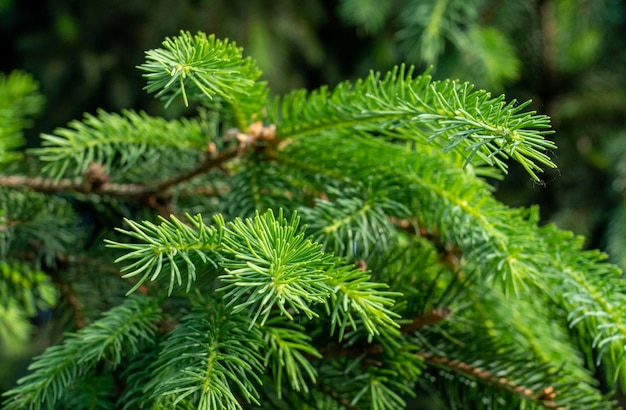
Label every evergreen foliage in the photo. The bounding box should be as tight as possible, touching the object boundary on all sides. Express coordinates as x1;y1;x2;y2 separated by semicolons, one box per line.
0;71;44;164
1;29;625;409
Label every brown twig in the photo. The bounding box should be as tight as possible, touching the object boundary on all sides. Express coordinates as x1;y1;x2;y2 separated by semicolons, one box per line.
154;145;241;192
60;282;85;329
418;352;562;409
0;174;148;197
0;145;242;197
0;119;281;217
401;307;452;334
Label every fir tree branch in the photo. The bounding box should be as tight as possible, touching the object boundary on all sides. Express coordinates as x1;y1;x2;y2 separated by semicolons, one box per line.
313;382;360;410
56;373;117;410
117;344;160;410
326;265;401;340
0;174;146;196
138;31;268;128
405;0;451;64
219;209;336;326
542;225;626;391
0;188;83;267
1;295;161;410
262;316;322;397
106;213;223;295
413;324;612;410
108;208;402;340
5;27;625;409
351;371;411;410
221;154;294;219
278;134;544;290
272;65;555;181
313;350;419;410
147;302;264;409
299;185;407;261
32;109;211;181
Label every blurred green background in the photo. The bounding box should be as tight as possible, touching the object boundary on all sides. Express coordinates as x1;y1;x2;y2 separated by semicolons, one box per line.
2;0;626;368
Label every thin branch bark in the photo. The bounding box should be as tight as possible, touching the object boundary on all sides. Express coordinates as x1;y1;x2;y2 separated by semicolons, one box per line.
401;307;452;334
418;352;562;409
155;145;240;191
0;145;241;198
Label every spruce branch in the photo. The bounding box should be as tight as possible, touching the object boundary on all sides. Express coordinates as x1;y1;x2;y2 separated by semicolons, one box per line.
418;352;568;409
139;30;258;105
279;135;544;290
397;0;471;64
459;26;522;91
310;384;358;410
0;174;146;196
147;302;264;410
351;370;411;410
108;208;402;340
55;373;117;410
138;30;268;127
4;27;626;410
542;225;626;391
105;213;223;295
219;209;335;326
338;0;391;33
327;265;401;340
0;144;240;212
313;353;418;410
222;154;295;219
1;295;161;410
272;64;555;181
262;316;322;397
117;344;160;410
219;210;401;337
298;185;407;261
31;109;210;181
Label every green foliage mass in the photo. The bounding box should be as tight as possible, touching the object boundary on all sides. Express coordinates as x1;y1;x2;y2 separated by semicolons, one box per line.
1;27;626;410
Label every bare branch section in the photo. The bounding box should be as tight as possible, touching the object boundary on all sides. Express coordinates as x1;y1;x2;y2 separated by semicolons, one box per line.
154;144;241;192
0;121;280;204
0;174;146;197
